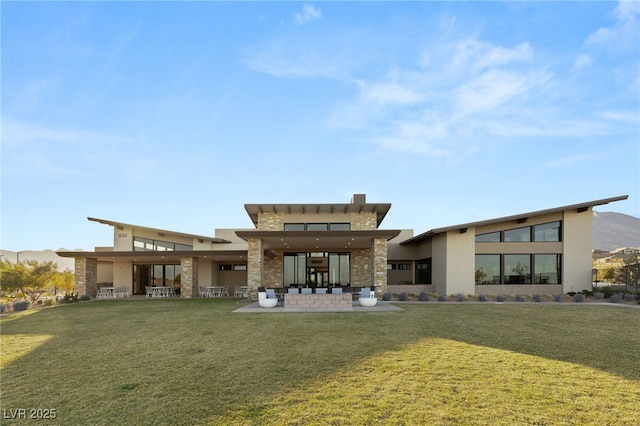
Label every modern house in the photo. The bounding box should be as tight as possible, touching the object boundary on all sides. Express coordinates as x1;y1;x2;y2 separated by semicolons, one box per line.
58;194;628;298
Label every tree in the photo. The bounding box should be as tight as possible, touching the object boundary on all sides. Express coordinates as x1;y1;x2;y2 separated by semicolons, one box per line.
615;254;640;294
1;260;59;303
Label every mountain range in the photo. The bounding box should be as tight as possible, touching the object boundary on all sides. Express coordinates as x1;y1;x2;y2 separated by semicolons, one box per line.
2;211;638;267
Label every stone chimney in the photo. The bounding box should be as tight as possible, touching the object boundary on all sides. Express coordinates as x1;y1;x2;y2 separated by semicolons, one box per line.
351;194;366;204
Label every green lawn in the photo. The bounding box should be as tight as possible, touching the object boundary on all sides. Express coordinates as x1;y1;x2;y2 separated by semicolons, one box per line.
1;300;639;425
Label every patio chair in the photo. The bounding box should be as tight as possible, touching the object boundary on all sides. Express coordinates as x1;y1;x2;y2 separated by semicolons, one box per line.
358;287;377;307
199;287;208;297
258;289;278;308
145;286;154;298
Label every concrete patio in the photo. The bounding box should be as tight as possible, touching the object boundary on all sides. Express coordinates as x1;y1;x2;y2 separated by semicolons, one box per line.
232;300;404;313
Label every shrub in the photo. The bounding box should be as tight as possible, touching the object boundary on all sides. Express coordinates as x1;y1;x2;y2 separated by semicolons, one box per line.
554;294;565;302
593;292;604;300
418;291;430;301
478;294;487;302
43;299;54;306
13;300;30;312
1;303;10;314
496;295;506;302
438;294;448;302
456;293;465;302
610;294;623;304
514;295;525;302
623;293;636;302
573;293;586;302
382;292;392;301
79;294;92;302
63;292;79;304
533;294;543;303
398;292;409;301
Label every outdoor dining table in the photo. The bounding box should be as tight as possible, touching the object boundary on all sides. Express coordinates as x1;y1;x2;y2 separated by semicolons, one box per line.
151;287;175;298
234;286;249;298
206;286;226;298
99;287;117;298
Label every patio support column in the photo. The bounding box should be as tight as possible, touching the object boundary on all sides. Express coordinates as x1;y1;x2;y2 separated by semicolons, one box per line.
181;257;198;298
75;257;98;297
247;238;263;299
373;237;388;294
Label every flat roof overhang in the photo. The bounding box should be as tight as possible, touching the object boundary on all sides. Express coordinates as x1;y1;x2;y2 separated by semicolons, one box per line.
235;230;402;251
56;250;248;264
244;203;392;227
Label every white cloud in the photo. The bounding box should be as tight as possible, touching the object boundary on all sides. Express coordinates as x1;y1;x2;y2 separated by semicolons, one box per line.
450;38;533;73
358;81;424;105
573;54;592;70
586;0;639;47
295;4;322;25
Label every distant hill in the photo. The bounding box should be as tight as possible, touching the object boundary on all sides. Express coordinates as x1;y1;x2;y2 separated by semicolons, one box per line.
593;211;640;252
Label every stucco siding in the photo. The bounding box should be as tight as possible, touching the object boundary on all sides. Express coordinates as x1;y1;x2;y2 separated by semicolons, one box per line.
563;209;593;293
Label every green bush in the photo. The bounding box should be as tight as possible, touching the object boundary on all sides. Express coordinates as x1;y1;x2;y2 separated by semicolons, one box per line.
573;293;586;302
496;295;506;302
418;291;430;301
456;293;465;302
381;292;392;301
438;294;448;302
398;292;409;301
478;294;487;302
533;294;543;302
79;294;92;302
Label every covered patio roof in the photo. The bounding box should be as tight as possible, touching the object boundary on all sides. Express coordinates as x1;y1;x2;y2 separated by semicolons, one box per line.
235;230;401;251
56;250;247;264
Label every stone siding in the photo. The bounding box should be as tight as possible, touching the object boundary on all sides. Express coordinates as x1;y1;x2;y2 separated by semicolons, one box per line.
373;237;388;293
258;212;284;230
263;249;283;288
284;293;353;309
351;248;372;287
351;212;377;230
75;257;98;297
247;238;263;297
180;257;198;298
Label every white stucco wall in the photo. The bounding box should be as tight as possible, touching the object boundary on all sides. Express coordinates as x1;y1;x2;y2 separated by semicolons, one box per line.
113;260;132;288
114;226;133;250
444;229;476;295
563;208;593;293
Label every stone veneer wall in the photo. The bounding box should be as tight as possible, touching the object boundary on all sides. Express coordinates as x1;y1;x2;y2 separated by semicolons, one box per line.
258;212;284;230
373;237;388;293
351;248;372;287
75;257;98;297
247;238;263;297
263;249;283;288
284;293;353;309
351;212;377;230
180;257;198;298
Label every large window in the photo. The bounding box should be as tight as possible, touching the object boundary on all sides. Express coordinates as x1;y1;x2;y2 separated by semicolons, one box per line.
476;254;561;285
476;221;562;243
503;227;531;242
284;252;350;286
134;237;192;251
504;254;531;284
475;255;501;284
284;223;351;231
416;258;432;284
534;254;561;284
534;222;561;242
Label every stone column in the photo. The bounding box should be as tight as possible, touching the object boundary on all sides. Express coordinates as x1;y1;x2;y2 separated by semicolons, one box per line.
373;237;388;294
75;257;98;297
247;238;263;299
181;257;198;298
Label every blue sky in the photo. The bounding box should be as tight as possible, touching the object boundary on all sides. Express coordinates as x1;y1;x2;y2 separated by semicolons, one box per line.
2;1;639;251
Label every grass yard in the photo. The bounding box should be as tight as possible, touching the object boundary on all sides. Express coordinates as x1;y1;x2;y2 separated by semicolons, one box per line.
1;300;639;425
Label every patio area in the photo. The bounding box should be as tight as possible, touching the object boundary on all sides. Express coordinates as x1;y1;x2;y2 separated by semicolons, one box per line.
233;300;404;313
